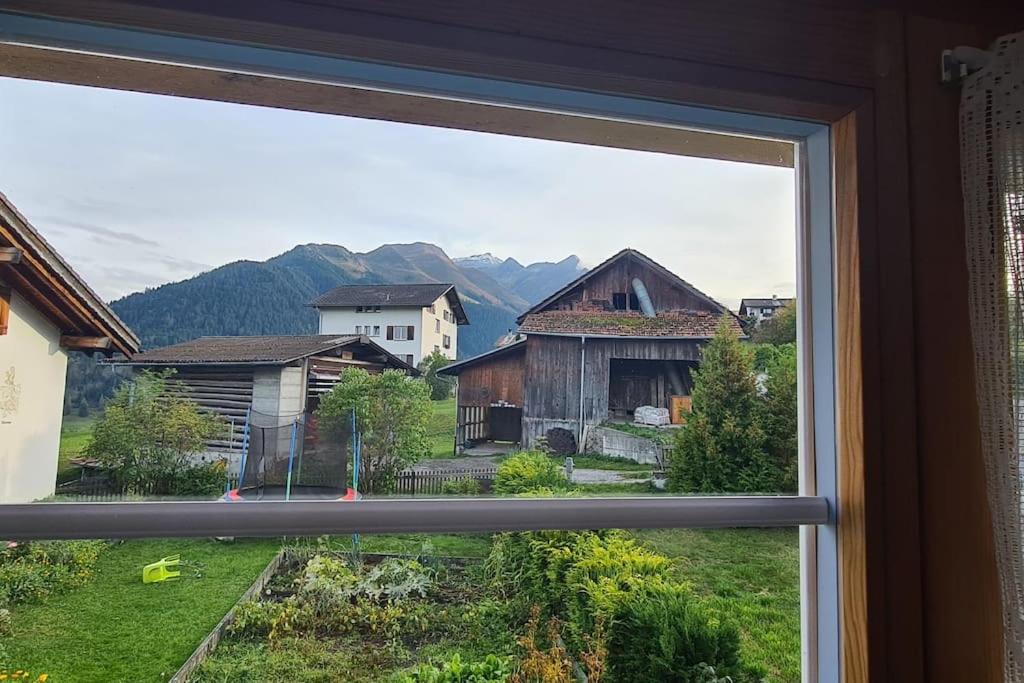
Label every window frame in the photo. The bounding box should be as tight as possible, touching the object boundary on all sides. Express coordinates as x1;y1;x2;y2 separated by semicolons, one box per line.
0;12;840;681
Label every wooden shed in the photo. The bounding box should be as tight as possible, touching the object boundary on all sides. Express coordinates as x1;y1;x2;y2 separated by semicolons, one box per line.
442;249;743;451
115;334;417;454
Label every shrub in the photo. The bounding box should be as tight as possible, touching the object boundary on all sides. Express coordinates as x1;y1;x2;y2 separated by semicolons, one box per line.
418;350;456;401
229;599;292;640
316;368;431;493
0;540;105;607
441;478;482;495
402;653;513;683
85;370;226;495
604;583;746;683
493;452;567;495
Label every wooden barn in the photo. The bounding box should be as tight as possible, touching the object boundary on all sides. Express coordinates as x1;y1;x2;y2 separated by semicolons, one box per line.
440;249;743;451
115;334;416;455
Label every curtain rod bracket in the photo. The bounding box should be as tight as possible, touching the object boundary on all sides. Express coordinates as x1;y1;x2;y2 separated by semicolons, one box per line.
942;46;992;85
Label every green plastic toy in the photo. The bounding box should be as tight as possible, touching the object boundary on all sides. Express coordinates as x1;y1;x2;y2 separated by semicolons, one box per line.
142;554;181;584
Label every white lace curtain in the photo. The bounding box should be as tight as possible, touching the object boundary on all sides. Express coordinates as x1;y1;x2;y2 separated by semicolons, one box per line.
962;32;1024;680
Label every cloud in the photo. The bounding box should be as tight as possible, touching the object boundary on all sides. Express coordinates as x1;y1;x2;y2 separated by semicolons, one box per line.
39;216;161;247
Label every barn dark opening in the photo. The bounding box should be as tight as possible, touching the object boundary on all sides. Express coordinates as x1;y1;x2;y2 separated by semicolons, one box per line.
607;358;697;421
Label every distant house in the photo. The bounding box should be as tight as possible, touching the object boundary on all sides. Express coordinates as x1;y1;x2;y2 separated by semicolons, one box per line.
739;295;793;325
0;192;140;503
311;284;468;367
440;248;743;450
115;334;416;459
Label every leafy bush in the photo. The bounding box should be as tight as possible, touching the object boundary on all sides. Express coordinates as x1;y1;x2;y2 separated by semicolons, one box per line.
229;599;293;640
402;653;513;682
493;452;567;495
299;555;434;608
316;369;431;493
441;478;483;495
604;583;747;683
85;370;226;495
418;350;456;400
0;540;105;607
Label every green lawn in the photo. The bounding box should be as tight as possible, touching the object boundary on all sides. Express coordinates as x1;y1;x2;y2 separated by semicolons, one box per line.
425;398;457;458
636;528;801;682
4;538;281;682
57;415;94;484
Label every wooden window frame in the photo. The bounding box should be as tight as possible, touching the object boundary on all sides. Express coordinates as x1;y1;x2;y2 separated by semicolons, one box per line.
0;10;876;681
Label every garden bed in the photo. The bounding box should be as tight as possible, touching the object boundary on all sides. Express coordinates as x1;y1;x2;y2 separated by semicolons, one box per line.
189;550;518;682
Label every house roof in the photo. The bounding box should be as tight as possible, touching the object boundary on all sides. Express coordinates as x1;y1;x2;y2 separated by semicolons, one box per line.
0;191;140;356
309;283;469;324
518;310;746;339
739;297;793;311
437;338;526;376
116;334;417;372
516;248;729;325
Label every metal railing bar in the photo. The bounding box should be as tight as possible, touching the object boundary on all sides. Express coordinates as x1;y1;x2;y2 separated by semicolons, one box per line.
0;496;828;540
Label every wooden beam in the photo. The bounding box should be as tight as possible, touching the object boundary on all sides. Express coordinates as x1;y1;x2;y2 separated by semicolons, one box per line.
0;247;21;264
60;335;112;351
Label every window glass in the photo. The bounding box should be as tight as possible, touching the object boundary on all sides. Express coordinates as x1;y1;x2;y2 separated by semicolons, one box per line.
0;67;808;681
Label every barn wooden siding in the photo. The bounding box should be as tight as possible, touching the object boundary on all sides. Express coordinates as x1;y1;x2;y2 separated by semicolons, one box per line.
456;347;526;407
544;256;717;313
522;335;704;446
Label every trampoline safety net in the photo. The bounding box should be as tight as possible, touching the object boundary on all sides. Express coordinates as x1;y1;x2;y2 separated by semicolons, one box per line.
237;408;355;500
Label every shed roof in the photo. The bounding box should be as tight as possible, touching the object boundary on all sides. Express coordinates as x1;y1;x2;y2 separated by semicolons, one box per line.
437;338;526;376
310;283;469;324
518;310;745;338
117;334;417;372
0;191;140;356
739;297;793;310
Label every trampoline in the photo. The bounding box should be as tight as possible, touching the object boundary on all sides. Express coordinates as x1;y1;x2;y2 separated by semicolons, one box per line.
225;408;360;502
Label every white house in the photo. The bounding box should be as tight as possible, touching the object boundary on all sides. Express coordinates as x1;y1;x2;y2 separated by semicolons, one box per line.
311;284;468;367
0;192;139;503
738;295;794;325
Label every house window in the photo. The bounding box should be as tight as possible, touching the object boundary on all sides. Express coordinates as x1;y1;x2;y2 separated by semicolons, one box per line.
429;304;435;314
405;354;415;365
388;325;413;341
355;325;363;334
372;325;380;337
434;344;440;352
443;310;450;322
0;286;9;336
435;319;441;333
611;292;641;311
443;334;451;349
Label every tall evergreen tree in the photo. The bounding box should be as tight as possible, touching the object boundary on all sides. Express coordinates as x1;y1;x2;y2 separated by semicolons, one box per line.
668;319;779;493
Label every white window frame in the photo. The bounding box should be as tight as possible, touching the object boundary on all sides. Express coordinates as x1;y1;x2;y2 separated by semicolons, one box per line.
0;13;839;682
393;325;409;341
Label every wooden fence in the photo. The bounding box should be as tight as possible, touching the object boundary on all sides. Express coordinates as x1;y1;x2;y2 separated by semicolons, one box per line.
393;467;497;495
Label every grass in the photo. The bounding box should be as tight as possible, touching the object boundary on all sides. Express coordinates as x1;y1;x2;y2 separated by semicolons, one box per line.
567;453;653;472
425;398;457;458
4;538;281;682
602;421;676;444
287;533;493;559
635;528;801;682
56;415;95;483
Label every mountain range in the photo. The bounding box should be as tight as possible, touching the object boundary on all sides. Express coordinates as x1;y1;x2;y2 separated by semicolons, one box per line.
66;243;585;411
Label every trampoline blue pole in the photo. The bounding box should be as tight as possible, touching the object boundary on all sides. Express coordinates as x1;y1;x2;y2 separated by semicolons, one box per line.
236;407;252;493
285;418;298;502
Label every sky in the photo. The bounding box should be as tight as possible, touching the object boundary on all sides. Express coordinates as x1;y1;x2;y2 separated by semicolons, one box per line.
0;76;796;310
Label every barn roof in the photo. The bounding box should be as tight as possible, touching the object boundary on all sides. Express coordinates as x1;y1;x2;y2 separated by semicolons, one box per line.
116;334;417;372
518;310;745;338
0;191;140;356
516;248;729;325
310;283;469;324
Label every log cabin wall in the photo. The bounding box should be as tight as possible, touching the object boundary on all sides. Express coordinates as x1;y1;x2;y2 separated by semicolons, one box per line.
10;1;1024;679
542;254;719;313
